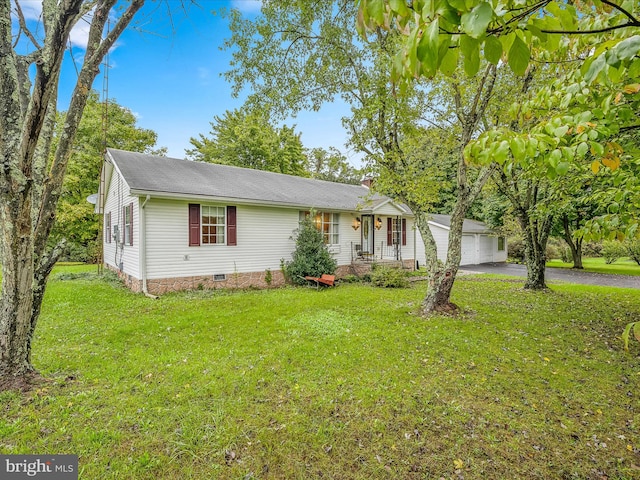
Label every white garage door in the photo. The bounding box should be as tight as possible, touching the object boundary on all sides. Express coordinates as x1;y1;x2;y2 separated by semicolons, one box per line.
460;235;477;265
478;235;495;263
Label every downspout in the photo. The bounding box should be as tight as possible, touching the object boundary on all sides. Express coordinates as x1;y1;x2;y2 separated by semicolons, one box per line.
413;219;417;271
140;195;158;299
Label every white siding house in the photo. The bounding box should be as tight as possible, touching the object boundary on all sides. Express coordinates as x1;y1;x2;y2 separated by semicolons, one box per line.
97;149;419;294
97;150;505;294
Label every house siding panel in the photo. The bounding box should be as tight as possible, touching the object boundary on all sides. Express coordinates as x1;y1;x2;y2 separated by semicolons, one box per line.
102;168;140;279
145;201;298;279
428;224;450;263
144;202;396;280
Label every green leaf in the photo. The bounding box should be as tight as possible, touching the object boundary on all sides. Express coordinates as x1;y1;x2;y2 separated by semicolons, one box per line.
556;161;570;175
590;141;605;156
493;140;511;163
583;54;607;84
389;0;411;16
417;18;440;77
553;125;569;138
507;33;530;76
509;136;525;161
576;142;589;158
548;148;562;167
460;35;480;76
484;35;502;65
448;0;467;11
610;35;640;62
460;2;493;39
500;32;515;55
366;0;385;26
439;45;459;76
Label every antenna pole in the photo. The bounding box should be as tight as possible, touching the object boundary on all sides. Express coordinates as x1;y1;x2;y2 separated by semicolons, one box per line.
97;19;111;275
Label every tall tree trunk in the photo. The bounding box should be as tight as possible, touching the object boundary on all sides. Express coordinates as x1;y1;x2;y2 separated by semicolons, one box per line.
420;67;498;313
421;201;466;313
0;195;36;378
520;214;551;290
562;214;583;269
414;211;457;313
0;0;145;388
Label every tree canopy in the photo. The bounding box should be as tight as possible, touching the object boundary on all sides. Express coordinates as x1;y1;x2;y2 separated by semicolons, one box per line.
305;147;363;184
359;0;640;233
186;108;308;177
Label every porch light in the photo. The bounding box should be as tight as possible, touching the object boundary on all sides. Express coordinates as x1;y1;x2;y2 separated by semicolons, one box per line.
375;217;382;230
352;217;361;230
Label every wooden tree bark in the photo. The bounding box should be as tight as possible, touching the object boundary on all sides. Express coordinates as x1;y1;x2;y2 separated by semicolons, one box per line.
497;172;552;290
0;0;145;387
520;213;551;290
419;65;497;314
562;214;584;269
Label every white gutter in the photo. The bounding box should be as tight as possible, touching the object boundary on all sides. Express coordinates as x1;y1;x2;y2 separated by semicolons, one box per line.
140;194;158;299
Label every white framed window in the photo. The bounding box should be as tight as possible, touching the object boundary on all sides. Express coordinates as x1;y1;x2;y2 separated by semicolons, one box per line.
300;211;339;245
202;205;226;245
123;203;133;246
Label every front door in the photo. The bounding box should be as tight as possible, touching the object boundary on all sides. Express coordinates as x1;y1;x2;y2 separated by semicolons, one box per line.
362;215;374;254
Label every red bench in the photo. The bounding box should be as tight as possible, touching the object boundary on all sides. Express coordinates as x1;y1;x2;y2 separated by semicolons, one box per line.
304;274;336;288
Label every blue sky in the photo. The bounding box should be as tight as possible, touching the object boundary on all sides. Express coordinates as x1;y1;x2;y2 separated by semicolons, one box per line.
54;0;360;165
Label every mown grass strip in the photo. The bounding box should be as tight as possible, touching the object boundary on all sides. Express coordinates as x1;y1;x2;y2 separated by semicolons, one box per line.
1;265;639;479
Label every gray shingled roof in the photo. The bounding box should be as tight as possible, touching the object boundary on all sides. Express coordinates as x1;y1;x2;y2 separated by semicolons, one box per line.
107;149;398;213
428;213;493;234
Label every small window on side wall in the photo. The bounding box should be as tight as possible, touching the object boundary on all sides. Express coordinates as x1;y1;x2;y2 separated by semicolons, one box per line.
105;212;111;244
123;203;133;246
498;237;505;251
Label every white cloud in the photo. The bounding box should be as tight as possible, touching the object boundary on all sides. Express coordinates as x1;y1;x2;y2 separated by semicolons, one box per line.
13;0;42;21
68;15;92;49
231;0;263;14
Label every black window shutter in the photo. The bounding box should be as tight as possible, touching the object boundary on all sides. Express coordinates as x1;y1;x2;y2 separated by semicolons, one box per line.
387;218;392;245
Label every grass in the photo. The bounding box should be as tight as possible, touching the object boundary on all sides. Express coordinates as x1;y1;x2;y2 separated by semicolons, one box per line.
1;265;640;479
547;257;640;276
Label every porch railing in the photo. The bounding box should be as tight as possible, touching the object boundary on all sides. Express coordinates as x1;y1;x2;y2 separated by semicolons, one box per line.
351;242;403;262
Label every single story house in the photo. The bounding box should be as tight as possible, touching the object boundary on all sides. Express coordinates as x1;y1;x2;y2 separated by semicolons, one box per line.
96;149;505;294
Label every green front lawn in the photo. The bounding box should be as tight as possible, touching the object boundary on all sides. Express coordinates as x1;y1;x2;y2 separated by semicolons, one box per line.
1;266;639;479
547;257;640;276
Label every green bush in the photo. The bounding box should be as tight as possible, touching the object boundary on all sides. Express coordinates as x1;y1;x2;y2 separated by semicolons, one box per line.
284;216;337;285
369;265;409;288
545;243;560;261
601;241;626;264
583;242;603;257
559;246;572;263
625;239;640;266
507;237;525;263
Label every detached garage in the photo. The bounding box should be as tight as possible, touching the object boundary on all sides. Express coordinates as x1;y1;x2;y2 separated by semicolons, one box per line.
416;214;507;266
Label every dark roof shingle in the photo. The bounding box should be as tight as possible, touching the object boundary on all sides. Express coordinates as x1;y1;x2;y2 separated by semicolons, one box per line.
108;148;392;212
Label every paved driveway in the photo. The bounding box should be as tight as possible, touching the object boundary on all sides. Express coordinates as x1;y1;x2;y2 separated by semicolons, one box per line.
459;262;640;289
